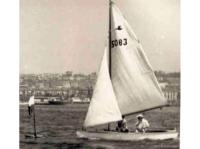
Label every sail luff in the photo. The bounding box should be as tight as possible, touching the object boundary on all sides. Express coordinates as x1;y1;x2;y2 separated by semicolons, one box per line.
107;0;112;131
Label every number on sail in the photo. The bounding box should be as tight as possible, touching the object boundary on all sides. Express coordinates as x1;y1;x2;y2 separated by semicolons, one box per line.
111;38;127;48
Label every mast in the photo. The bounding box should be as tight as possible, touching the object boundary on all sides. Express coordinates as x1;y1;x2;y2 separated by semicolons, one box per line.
107;0;112;131
109;0;112;76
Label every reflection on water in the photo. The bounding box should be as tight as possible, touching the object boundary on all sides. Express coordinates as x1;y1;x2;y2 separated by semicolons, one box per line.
20;104;179;149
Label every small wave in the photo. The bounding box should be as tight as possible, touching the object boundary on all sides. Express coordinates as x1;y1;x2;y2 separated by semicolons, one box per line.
20;102;28;106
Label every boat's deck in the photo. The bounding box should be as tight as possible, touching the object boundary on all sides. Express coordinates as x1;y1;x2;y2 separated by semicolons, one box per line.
85;128;175;134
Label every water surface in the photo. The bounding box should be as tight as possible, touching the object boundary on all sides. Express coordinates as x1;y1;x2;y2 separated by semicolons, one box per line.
20;104;179;149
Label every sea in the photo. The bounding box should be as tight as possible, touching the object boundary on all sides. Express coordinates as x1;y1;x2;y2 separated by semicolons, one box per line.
20;104;179;149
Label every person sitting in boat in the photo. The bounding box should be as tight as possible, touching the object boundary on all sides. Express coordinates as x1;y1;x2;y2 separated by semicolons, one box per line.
135;114;150;133
116;115;129;132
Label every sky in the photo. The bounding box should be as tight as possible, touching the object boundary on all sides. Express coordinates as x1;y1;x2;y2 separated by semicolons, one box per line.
20;0;180;74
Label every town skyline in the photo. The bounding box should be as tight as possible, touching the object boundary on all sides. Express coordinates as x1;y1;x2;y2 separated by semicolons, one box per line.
19;70;180;75
20;70;180;106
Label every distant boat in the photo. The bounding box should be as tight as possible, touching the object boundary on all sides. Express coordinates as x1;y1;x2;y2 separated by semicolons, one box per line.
76;0;178;141
71;97;90;104
34;96;65;105
48;98;65;105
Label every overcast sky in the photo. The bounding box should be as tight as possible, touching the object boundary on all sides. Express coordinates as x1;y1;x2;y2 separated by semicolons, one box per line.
20;0;180;74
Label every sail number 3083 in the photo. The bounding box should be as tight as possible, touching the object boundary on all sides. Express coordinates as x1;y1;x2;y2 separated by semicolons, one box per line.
111;38;127;48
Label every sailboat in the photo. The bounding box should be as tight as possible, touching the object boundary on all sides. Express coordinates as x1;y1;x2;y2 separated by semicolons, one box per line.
76;1;179;141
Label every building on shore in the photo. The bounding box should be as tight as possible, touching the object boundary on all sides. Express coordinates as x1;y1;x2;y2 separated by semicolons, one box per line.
20;71;180;105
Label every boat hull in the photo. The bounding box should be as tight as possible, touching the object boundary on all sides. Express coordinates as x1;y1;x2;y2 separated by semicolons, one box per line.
76;130;179;141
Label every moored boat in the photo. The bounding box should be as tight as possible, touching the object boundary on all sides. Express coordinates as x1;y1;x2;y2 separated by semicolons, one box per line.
48;99;65;105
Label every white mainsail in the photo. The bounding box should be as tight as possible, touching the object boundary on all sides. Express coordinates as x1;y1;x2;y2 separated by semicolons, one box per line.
83;2;168;127
84;47;122;127
110;3;167;115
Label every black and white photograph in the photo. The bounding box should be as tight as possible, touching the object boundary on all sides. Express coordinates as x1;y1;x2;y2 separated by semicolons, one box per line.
19;0;180;148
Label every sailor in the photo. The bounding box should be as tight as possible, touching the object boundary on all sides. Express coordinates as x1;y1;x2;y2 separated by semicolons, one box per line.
116;115;129;132
135;114;150;133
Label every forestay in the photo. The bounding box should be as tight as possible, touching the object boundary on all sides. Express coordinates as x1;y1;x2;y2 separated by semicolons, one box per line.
84;47;122;127
110;3;168;115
